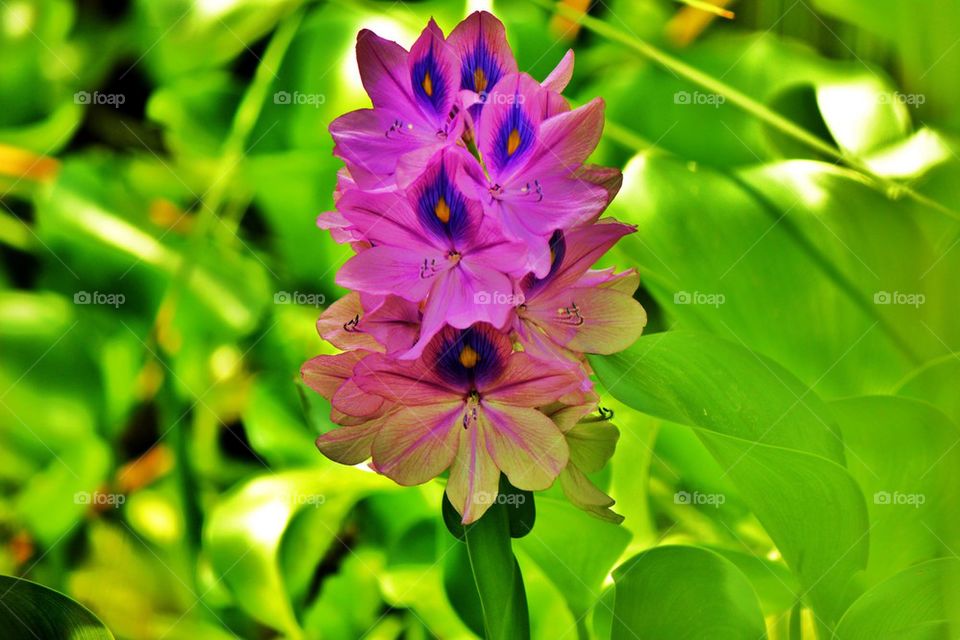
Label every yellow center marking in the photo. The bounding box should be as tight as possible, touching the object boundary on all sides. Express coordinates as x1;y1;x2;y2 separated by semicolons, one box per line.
435;196;450;223
459;345;479;368
507;129;521;156
474;68;487;93
422;71;433;97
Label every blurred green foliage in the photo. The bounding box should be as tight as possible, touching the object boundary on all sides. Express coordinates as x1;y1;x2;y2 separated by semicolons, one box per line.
1;0;959;638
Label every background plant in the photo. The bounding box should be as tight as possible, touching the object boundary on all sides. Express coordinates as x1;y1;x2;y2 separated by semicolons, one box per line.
0;0;958;638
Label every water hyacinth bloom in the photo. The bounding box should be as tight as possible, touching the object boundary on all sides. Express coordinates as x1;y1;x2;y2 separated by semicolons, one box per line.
331;20;463;188
303;11;645;525
335;148;527;356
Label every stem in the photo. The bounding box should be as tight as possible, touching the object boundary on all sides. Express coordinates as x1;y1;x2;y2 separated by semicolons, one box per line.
789;601;803;640
463;503;530;640
531;0;960;222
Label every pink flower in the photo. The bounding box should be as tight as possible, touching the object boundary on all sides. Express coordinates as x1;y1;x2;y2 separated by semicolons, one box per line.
330;20;464;189
460;74;617;275
335;148;527;356
303;10;645;526
352;324;583;523
514;220;647;360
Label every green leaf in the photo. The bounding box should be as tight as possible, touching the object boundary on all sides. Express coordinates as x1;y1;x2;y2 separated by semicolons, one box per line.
516;496;630;622
591;331;869;625
610;546;766;639
835;558;960;640
609;152;954;397
203;468;395;636
0;575;114;639
897;356;960;427
830;395;960;587
810;0;960;131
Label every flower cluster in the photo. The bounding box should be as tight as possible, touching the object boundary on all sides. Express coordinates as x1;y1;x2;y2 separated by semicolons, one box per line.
302;12;646;524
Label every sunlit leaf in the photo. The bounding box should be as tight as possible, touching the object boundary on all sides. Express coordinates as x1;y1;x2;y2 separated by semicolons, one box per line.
591;331;869;625
835;558;960;639
611;546;766;639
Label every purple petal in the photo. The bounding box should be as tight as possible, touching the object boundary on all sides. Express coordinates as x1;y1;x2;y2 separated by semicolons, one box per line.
448;11;518;105
541;49;574;93
408;19;459;122
477;73;548;180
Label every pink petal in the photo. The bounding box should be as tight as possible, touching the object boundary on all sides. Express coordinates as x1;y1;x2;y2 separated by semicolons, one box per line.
477;73;548;182
447;261;516;329
532;218;636;293
336;245;450;302
524;97;606;179
575;267;640;294
315;417;385;465
330;109;434;189
355;29;415;112
300;351;366;400
316;293;385;353
527;285;647;355
408;19;460;124
352;353;462;405
541;49;574;93
332;377;385;418
403;264;514;358
574;164;623;210
448;11;518;96
337;189;436;251
360;294;421;355
481;352;583;406
446;421;501;524
493;178;611;274
480;401;569;490
371;402;465;484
